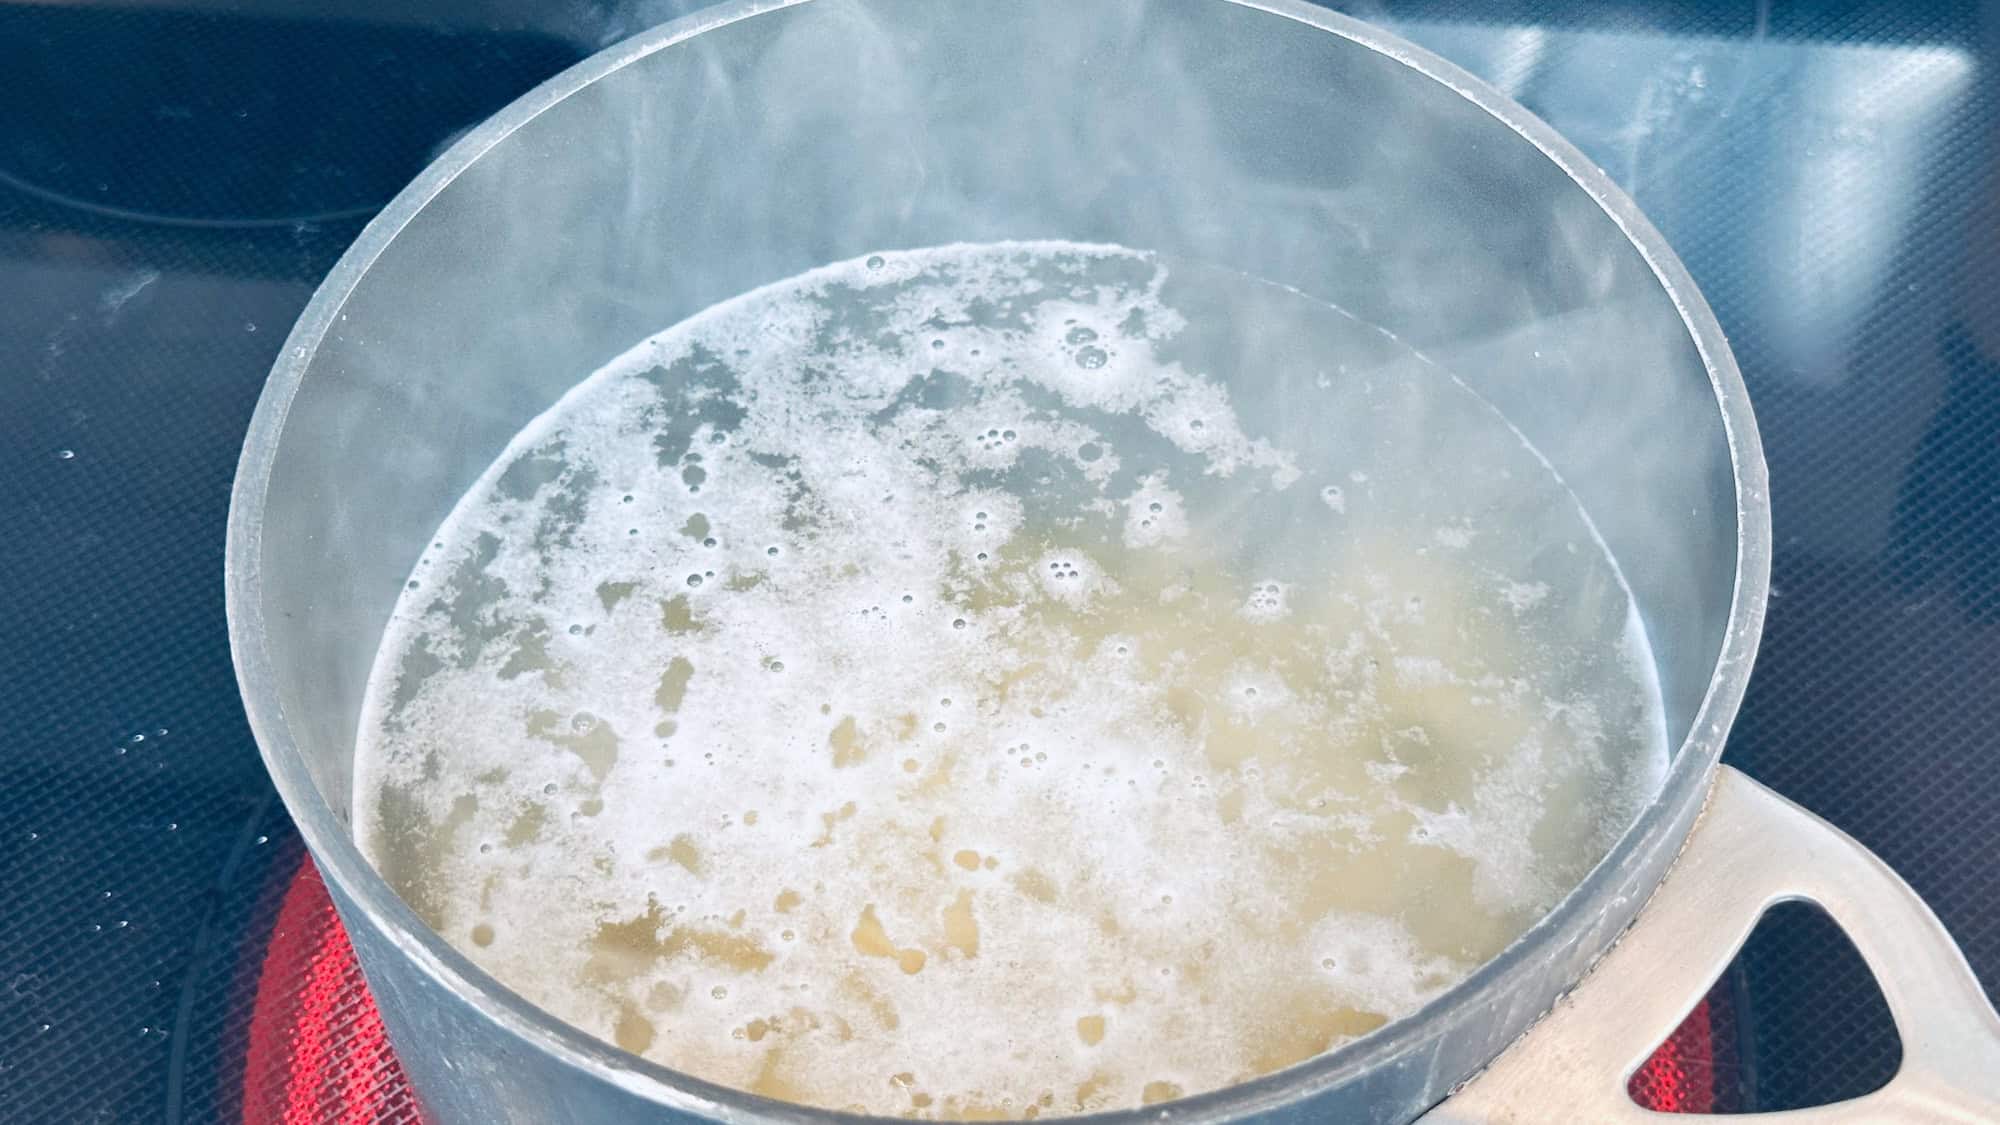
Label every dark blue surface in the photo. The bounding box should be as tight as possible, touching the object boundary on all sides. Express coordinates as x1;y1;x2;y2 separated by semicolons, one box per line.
1;1;1995;1120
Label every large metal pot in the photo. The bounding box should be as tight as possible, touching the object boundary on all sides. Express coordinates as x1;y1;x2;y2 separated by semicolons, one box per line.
223;1;2000;1120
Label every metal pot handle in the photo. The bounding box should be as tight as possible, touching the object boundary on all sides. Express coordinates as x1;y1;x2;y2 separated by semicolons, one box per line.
1424;765;2000;1123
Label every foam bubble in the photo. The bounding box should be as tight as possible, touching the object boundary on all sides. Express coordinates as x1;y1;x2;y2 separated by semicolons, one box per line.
1120;475;1187;550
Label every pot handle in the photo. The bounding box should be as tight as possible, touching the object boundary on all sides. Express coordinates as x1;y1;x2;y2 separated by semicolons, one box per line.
1423;765;2000;1123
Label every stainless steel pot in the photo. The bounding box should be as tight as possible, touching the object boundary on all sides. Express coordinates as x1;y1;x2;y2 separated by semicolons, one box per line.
223;1;2000;1121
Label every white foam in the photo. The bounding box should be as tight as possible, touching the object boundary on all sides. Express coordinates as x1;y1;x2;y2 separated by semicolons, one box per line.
1502;581;1551;613
1120;475;1187;550
352;242;1669;1118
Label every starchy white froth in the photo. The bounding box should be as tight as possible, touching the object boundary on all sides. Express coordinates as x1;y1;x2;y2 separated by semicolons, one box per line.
354;243;1667;1118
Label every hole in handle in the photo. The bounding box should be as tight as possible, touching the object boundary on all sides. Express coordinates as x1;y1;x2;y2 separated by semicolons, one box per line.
1628;901;1901;1113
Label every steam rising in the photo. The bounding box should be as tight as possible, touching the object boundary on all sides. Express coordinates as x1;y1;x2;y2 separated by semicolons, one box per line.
286;0;1727;782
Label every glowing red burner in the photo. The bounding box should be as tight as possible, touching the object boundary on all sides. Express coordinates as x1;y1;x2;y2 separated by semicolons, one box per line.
245;857;1723;1121
243;860;419;1125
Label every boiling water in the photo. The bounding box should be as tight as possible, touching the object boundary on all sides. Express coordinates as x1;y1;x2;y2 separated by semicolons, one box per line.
354;243;1667;1118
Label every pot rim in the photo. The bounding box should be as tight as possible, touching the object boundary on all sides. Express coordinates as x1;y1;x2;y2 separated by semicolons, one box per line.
224;1;1771;1120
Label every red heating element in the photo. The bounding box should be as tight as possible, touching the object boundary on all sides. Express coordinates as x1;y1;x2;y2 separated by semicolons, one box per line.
244;858;1726;1122
243;862;417;1125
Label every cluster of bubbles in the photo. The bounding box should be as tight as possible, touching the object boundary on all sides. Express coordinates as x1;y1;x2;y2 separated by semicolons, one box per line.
353;242;1668;1118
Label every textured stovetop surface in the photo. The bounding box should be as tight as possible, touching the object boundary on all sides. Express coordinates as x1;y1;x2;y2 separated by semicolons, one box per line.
2;1;1994;1120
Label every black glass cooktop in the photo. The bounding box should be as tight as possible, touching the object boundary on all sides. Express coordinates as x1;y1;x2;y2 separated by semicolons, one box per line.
2;1;1995;1121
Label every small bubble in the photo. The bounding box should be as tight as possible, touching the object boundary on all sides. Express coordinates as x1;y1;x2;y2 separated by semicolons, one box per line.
165;822;177;832
629;528;639;536
902;594;914;604
130;733;145;744
952;618;967;630
1065;325;1099;345
1116;645;1128;655
976;512;987;520
479;842;493;854
543;783;558;796
1077;442;1103;463
254;835;268;845
1003;430;1016;441
769;661;785;673
940;697;952;708
244;322;257;333
687;574;704;587
622;494;634;503
155;729;167;737
1190;419;1205;431
1322;958;1337;969
866;255;885;270
931;339;945;350
568;624;584;636
781;929;796;941
975;552;988;562
1075;345;1108;369
709;432;728;445
703;537;717;548
406;580;419;590
1148;502;1162;513
767;546;780;557
711;986;728;1000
